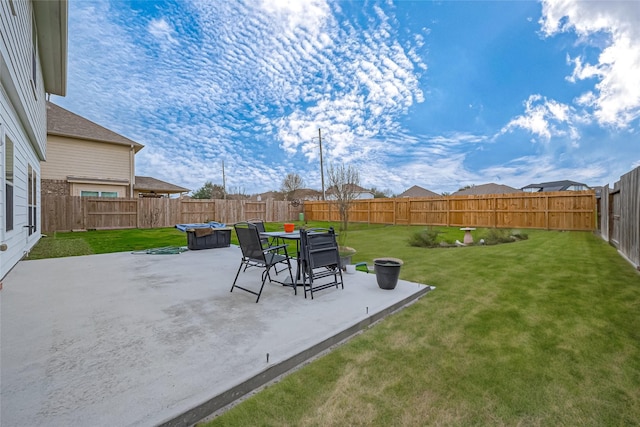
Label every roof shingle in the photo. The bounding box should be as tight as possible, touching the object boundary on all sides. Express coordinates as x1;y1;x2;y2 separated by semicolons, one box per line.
47;102;144;152
134;176;189;193
452;183;521;196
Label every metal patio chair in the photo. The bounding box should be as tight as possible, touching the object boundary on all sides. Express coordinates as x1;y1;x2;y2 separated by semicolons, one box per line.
246;218;270;247
299;227;344;299
231;222;295;303
245;218;287;273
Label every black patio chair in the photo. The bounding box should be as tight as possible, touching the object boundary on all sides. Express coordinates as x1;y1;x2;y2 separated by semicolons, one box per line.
299;227;344;299
245;218;286;273
231;222;295;303
246;218;270;247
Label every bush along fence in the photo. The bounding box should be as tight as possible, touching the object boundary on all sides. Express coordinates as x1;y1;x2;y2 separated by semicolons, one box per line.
304;190;597;231
41;197;303;232
599;165;640;270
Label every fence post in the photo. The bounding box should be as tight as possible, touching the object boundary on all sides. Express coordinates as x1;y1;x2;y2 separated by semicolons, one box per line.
82;197;88;230
492;195;497;228
545;194;549;230
608;190;615;246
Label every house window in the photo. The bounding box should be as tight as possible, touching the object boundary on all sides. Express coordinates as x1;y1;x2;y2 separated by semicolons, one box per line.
28;165;37;235
81;191;119;198
5;136;14;231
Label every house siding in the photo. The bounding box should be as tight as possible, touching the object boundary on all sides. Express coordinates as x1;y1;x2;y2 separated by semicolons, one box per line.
1;1;63;279
0;0;47;158
42;135;133;195
1;103;42;278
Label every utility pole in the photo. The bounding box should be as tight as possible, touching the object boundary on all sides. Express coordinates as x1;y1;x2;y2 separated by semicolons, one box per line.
222;160;226;200
319;128;326;200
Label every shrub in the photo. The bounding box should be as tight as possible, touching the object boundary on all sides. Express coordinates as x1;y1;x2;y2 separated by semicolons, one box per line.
481;228;528;245
512;231;529;241
409;227;441;247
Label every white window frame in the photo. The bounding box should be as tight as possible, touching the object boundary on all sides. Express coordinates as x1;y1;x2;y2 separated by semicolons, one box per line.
28;164;37;235
5;134;14;232
81;191;119;198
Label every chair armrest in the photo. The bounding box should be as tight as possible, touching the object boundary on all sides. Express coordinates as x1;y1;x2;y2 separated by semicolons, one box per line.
264;244;289;253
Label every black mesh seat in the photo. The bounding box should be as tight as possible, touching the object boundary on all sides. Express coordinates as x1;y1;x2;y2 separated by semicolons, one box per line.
231;222;295;303
245;218;287;273
299;227;344;299
246;218;270;247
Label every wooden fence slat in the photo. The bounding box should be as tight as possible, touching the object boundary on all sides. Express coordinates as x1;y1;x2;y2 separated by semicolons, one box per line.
41;197;303;232
303;191;598;231
596;166;640;269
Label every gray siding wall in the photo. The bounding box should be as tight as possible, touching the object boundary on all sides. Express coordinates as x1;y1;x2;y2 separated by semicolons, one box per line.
1;1;47;279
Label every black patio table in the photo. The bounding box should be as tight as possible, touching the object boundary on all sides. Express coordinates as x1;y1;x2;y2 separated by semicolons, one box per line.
260;231;303;285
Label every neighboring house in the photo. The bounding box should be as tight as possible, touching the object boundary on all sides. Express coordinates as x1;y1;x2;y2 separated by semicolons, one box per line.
398;185;440;198
290;188;323;201
252;188;323;202
43;102;188;198
452;183;521;196
326;184;374;200
521;180;589;192
253;191;280;201
134;176;189;198
1;1;68;279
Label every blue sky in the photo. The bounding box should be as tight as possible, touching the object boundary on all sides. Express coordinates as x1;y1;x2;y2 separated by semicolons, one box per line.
52;0;640;195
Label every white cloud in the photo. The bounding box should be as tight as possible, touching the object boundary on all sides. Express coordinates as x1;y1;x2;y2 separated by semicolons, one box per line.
258;0;331;36
540;0;640;128
501;95;578;141
57;0;635;196
479;155;607;189
148;18;178;48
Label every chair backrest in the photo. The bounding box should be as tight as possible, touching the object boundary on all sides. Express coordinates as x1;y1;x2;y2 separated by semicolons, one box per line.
300;228;340;269
234;222;266;262
246;219;269;246
246;218;266;233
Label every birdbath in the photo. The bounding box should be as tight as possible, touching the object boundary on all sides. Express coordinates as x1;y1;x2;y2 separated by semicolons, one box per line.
460;227;476;245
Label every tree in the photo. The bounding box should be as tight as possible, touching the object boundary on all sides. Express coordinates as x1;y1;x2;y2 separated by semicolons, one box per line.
327;163;360;247
457;184;474;191
226;186;248;200
280;173;304;201
370;186;392;198
191;181;226;199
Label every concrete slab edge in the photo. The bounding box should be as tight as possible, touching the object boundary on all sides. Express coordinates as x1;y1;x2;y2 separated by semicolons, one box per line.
158;285;434;427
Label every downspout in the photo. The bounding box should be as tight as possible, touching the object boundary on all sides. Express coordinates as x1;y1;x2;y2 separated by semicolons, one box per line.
130;145;135;197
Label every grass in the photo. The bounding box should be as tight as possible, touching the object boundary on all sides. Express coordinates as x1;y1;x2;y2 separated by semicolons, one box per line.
27;222;307;259
27;227;188;259
204;226;640;426
27;224;640;425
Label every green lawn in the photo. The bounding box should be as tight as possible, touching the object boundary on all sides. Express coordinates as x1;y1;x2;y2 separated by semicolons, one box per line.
27;224;640;425
27;227;188;259
205;226;640;426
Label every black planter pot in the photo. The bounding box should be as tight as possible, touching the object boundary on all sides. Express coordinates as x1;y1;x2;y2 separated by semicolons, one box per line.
374;258;403;290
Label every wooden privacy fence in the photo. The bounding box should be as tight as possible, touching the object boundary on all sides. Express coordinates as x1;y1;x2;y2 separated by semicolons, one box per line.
41;196;303;232
599;166;640;269
304;191;597;231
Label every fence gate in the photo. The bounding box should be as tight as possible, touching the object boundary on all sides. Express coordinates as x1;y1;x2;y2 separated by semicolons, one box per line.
609;189;621;248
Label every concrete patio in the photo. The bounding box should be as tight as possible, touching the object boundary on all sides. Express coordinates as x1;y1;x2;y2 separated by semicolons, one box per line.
0;246;432;426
